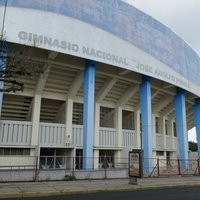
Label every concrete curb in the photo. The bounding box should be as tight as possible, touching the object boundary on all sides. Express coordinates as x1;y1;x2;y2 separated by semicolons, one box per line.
1;183;200;199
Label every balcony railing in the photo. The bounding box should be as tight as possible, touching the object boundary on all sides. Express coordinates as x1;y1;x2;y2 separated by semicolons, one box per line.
39;123;65;146
0;120;32;145
122;129;136;147
99;127;116;147
0;120;178;151
72;125;83;146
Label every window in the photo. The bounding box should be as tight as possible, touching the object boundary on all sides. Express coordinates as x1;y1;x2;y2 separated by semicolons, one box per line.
0;148;30;156
156;151;164;156
173;122;177;137
73;103;83;125
140;113;142;132
155;117;159;134
165;120;169;135
75;149;83;170
122;110;135;130
100;106;115;128
99;150;114;168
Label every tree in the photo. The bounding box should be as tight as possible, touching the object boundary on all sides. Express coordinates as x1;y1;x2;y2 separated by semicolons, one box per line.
0;38;44;92
188;141;198;152
0;0;43;93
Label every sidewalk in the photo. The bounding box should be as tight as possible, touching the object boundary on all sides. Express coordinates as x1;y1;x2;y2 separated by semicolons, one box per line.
1;176;200;199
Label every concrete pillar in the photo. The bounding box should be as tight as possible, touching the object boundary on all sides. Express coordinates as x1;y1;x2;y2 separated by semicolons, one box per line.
83;60;95;170
116;106;122;147
163;117;167;149
65;98;73;146
135;110;141;149
31;94;42;146
193;98;200;157
172;121;176;151
31;94;42;168
151;114;156;149
174;88;188;169
140;76;153;173
115;107;122;165
94;103;100;169
114;150;121;167
93;149;99;169
94;103;100;147
0;41;7;116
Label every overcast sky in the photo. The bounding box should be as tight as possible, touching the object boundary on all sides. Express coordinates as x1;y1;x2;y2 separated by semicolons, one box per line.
122;0;199;142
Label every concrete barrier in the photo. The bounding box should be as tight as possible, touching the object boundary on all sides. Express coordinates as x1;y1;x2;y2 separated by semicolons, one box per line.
0;168;129;182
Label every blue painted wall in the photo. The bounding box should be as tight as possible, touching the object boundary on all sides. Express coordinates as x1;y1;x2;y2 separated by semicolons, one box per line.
1;0;200;85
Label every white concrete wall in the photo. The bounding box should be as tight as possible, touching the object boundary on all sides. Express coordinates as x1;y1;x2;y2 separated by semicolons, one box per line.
0;156;36;167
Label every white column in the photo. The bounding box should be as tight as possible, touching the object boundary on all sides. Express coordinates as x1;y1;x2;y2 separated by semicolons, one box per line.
172;120;176;150
93;149;99;169
115;107;122;165
93;103;100;169
116;107;122;147
94;103;100;147
65;98;73;146
163;117;167;149
114;150;121;166
168;118;173;150
31;94;42;167
158;117;165;149
152;114;156;149
31;94;42;146
135;110;141;149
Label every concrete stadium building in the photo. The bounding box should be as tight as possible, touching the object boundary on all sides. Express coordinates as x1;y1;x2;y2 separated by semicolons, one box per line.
1;0;200;176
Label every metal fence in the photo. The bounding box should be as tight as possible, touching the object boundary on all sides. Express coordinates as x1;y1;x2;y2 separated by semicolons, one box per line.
149;158;200;177
0;156;200;182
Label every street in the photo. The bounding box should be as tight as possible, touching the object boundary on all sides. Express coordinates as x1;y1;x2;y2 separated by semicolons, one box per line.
6;187;200;200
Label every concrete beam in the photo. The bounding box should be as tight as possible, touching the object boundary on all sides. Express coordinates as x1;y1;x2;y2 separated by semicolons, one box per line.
96;77;117;103
153;96;173;113
160;103;174;117
35;64;51;95
151;91;160;100
67;71;83;99
116;85;138;107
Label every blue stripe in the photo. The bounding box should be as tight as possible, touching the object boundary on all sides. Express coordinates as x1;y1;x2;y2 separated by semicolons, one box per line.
83;60;95;170
1;0;200;85
140;75;153;173
174;89;189;169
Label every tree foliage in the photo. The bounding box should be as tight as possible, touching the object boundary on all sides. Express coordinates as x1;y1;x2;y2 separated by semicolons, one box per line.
188;141;198;152
0;39;44;92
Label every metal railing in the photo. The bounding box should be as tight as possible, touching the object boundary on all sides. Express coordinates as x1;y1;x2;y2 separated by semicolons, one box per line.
0;156;199;182
149;158;200;177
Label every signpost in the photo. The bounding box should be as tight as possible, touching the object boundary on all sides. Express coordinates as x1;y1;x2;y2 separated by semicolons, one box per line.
129;149;143;185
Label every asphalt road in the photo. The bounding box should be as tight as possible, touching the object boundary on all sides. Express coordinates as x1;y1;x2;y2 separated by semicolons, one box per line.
6;187;200;200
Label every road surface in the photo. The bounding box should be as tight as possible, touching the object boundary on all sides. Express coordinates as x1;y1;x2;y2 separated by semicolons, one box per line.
6;187;200;200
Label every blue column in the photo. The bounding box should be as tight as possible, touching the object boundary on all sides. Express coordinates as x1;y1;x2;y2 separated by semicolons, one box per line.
174;88;188;169
83;60;95;170
140;75;152;173
193;98;200;157
0;41;7;115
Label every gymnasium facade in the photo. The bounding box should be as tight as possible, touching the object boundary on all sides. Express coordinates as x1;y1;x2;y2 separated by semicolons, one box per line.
1;0;200;175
